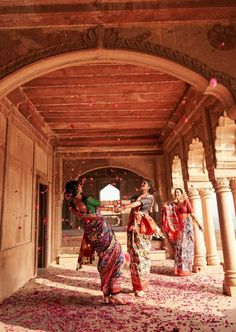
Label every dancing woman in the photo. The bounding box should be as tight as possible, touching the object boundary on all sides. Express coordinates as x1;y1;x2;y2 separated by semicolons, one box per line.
119;179;163;297
161;188;203;276
64;180;125;304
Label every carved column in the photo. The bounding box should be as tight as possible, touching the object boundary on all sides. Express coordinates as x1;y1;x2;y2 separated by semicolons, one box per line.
54;196;63;262
200;188;219;266
188;188;207;272
214;178;236;296
52;154;63;263
230;178;236;216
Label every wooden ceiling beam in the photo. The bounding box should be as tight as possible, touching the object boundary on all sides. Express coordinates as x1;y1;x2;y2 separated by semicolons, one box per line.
53;129;160;136
36;101;176;111
23;82;185;96
39;110;171;117
29;92;181;105
44;115;168;123
50;121;165;130
23;74;180;87
0;6;235;28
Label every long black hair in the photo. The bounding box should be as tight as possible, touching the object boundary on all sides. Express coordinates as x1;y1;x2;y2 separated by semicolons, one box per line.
142;178;154;194
65;180;79;198
174;187;184;195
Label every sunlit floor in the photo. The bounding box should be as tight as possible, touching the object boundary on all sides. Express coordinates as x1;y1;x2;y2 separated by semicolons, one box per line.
0;258;236;332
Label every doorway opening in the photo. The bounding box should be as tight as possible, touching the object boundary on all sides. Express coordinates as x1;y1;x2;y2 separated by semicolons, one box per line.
37;183;48;269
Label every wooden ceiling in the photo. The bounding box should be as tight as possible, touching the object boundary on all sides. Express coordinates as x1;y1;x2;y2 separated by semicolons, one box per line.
21;63;189;153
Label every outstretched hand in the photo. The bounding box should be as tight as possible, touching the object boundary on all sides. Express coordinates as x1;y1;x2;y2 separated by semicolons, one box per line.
114;206;122;213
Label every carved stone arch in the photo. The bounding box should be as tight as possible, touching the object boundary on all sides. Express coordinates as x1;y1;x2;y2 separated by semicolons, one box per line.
79;165;146;181
188;137;209;183
215;112;236;171
0;26;235;112
171;155;184;190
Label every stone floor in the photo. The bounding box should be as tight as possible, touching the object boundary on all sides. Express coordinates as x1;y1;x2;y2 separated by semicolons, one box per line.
0;258;236;332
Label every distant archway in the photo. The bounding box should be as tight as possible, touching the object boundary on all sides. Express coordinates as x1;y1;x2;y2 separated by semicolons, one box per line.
188;138;209;182
100;184;120;201
171;155;184;190
215;111;236;170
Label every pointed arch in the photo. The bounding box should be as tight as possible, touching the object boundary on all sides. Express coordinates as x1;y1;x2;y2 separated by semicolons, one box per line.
215;112;236;170
100;184;120;201
188;138;209;182
172;155;184;189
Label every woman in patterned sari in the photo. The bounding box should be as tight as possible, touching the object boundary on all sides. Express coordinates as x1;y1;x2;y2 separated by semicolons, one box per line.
119;179;163;297
161;188;203;276
64;180;125;305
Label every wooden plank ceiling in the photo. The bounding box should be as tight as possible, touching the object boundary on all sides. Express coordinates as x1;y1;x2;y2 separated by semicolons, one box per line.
22;62;188;153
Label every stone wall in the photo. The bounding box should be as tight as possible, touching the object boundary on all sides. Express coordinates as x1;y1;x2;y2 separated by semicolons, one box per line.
0;98;52;302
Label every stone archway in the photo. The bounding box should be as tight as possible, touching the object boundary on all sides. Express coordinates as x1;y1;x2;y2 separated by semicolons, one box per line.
0;26;235;114
188;138;209;183
171;155;184;190
215;111;236;171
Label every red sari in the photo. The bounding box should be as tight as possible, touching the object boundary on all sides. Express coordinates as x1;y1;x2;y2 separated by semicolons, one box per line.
162;199;194;276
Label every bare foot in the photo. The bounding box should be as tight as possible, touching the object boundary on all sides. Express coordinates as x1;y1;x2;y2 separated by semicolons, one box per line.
135;290;145;297
110;294;126;305
104;296;111;304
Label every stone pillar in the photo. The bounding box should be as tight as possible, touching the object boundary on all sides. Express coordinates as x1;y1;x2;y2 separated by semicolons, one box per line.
200;188;219;266
53;196;63;263
188;188;207;272
214;178;236;296
230;178;236;216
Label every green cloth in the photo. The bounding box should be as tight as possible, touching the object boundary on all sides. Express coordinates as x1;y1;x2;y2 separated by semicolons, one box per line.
82;196;100;214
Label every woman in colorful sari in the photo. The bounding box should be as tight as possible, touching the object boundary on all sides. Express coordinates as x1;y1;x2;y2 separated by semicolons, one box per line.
119;179;163;297
161;188;203;276
64;180;126;305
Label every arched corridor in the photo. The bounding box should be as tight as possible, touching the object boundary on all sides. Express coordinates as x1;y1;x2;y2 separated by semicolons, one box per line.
1;1;236;331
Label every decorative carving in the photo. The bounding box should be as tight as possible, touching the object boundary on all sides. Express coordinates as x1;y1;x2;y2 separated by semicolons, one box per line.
199;188;213;199
213;177;230;192
188;187;200;199
0;26;236;99
0;26;99;79
208;24;236;51
104;27;236;98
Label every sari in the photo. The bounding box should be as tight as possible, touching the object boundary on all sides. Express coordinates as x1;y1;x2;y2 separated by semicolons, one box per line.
127;194;161;291
162;200;194;276
82;214;124;296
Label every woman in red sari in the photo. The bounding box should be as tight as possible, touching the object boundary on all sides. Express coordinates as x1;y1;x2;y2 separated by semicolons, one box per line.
162;188;203;276
64;180;126;304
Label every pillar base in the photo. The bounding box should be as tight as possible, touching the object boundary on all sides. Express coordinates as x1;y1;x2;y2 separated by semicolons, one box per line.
223;283;236;297
207;254;220;266
193;264;208;273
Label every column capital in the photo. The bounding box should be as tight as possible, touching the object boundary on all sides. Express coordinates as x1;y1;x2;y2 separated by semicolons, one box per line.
213;177;230;193
188;187;200;199
199;188;213;199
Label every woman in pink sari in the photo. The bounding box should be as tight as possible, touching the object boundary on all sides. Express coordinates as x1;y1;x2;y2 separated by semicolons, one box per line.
162;188;203;276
